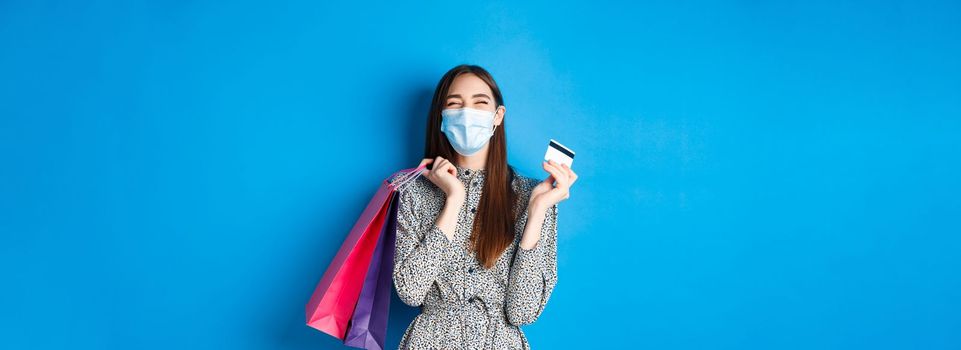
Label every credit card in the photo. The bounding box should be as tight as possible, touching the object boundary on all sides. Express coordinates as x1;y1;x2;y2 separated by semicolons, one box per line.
544;139;575;167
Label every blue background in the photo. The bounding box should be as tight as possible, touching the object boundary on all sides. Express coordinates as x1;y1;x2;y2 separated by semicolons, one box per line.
2;0;959;349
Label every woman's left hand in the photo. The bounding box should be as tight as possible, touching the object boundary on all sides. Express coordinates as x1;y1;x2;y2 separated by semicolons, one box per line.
529;160;578;211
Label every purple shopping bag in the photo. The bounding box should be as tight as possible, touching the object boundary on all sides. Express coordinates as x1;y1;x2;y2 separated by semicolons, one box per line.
344;191;399;350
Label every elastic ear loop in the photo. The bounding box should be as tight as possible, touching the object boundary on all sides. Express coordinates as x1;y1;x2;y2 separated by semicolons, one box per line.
391;164;428;192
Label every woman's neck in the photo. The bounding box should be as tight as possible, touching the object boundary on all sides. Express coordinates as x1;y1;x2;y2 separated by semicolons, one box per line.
454;144;488;170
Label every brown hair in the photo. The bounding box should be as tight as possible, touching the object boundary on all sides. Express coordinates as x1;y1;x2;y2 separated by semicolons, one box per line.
424;64;517;269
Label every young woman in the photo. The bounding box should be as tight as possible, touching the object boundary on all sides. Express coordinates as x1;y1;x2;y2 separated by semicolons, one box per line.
391;64;578;349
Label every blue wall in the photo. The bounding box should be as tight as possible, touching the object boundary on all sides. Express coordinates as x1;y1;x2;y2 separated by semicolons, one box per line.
2;1;959;349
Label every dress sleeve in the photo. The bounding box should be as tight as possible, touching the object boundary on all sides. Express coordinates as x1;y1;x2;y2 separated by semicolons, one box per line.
391;184;456;307
505;202;559;326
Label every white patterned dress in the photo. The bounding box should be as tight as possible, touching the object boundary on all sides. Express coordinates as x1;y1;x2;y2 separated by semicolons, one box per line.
390;164;559;350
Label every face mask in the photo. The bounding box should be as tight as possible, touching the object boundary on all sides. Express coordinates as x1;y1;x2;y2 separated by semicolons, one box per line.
440;107;497;156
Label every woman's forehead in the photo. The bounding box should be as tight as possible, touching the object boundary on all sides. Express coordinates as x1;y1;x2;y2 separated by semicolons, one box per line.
447;73;493;98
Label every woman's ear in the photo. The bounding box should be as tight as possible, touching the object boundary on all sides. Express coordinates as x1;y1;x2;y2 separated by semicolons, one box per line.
494;105;506;126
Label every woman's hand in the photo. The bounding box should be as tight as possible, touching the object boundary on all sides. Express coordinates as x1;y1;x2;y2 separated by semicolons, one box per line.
519;160;578;250
419;157;466;204
529;160;578;211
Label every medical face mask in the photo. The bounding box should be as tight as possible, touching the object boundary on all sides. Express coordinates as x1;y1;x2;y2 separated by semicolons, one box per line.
440;107;497;156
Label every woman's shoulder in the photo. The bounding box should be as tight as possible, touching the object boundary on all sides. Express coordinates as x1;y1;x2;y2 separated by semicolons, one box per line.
511;167;541;195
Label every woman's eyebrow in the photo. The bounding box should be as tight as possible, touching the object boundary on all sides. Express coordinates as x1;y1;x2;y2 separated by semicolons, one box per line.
446;93;491;100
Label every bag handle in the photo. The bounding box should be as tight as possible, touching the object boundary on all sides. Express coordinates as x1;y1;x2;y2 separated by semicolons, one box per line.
388;164;427;192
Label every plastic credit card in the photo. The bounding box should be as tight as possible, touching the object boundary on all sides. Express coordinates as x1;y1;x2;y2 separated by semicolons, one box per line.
544;139;575;167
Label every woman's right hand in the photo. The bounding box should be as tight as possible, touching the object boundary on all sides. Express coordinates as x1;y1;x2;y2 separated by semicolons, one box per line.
419;157;466;203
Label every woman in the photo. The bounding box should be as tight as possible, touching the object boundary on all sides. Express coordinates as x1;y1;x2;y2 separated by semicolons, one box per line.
391;64;578;349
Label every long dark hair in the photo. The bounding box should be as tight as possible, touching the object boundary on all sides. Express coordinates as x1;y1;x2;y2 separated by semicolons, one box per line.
424;64;517;269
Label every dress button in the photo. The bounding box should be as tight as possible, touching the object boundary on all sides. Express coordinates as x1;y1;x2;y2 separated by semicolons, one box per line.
468;267;475;274
470;207;476;213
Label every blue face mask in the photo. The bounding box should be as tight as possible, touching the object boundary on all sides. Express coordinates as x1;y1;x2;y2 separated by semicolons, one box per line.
440;107;498;156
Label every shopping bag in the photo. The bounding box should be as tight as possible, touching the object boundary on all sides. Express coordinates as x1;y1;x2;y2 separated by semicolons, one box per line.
344;192;399;350
306;165;425;340
306;185;391;339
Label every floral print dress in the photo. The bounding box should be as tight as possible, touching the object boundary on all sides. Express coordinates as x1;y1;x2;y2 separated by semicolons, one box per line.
390;164;559;350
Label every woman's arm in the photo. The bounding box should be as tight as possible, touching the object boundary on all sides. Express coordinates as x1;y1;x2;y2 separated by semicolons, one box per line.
392;187;464;307
505;201;559;326
435;195;464;241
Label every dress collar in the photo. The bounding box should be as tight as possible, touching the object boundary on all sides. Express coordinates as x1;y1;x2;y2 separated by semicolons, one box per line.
454;164;486;180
